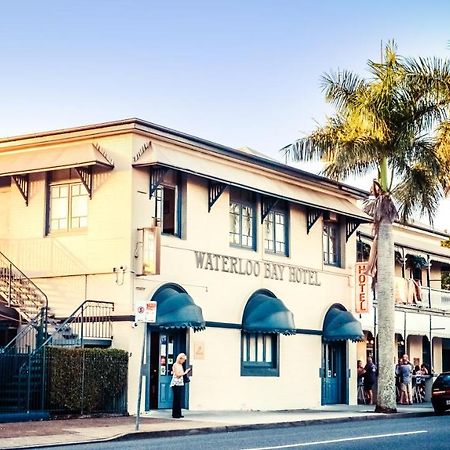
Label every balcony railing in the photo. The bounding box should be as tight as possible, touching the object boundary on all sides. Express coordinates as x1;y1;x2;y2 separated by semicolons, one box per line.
392;276;450;311
420;286;450;311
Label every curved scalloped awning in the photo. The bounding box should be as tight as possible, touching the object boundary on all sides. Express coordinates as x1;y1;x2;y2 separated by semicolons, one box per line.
323;306;364;342
242;291;295;335
152;284;205;331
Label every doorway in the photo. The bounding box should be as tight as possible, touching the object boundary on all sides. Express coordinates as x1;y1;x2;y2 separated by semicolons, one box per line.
322;341;346;404
146;328;188;410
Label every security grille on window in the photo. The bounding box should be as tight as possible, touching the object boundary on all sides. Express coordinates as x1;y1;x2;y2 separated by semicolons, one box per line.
264;208;288;255
241;332;278;376
49;182;88;232
323;221;340;266
229;189;255;249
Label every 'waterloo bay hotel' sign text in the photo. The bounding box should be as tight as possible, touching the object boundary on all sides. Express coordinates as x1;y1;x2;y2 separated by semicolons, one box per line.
194;251;321;286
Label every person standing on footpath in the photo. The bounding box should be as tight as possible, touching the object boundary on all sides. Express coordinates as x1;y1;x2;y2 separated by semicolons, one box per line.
363;357;377;405
170;352;191;418
357;360;365;380
357;360;366;404
397;354;413;405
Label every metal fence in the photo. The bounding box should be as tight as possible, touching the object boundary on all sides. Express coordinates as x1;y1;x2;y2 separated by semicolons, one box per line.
45;347;128;415
0;347;128;415
0;301;126;415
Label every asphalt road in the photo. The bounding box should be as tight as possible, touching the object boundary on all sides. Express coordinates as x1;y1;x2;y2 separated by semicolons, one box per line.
43;415;449;450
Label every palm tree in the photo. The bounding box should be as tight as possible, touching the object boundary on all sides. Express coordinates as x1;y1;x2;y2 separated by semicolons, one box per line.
282;42;450;413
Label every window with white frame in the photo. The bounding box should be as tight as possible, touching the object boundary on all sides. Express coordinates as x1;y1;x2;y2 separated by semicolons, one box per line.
48;182;88;232
264;206;288;256
241;332;278;376
229;189;255;249
323;220;340;266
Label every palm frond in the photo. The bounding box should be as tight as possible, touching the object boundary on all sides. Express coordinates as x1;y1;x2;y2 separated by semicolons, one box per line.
435;121;450;193
281;42;450;227
320;70;367;110
281;116;344;162
403;56;450;97
393;166;443;223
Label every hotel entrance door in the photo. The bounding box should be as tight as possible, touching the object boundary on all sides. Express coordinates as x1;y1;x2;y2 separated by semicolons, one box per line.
322;341;346;404
148;329;187;409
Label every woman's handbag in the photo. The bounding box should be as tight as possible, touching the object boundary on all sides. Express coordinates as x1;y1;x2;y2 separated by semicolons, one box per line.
183;373;190;383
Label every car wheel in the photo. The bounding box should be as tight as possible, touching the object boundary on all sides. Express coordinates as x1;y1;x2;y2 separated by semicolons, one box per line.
433;406;445;415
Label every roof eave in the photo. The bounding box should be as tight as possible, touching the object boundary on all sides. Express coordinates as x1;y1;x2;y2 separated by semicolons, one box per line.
1;118;370;200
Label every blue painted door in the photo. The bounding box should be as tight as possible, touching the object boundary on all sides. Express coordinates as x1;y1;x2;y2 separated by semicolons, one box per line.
322;342;346;404
148;329;187;409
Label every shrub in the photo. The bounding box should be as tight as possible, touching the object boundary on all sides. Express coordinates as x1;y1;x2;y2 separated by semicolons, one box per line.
46;347;128;414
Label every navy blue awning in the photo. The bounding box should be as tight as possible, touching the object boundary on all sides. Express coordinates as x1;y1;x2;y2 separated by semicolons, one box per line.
323;306;363;342
242;291;295;335
152;284;205;331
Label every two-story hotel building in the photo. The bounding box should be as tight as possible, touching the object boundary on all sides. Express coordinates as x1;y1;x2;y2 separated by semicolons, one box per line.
0;118;396;414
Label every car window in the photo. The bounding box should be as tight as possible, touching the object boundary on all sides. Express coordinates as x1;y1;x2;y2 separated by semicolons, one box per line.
434;374;450;388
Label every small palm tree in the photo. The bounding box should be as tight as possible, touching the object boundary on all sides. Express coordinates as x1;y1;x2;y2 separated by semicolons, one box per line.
282;42;450;413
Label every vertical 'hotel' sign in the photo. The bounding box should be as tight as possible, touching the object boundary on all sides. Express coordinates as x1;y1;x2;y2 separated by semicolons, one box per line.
355;262;370;313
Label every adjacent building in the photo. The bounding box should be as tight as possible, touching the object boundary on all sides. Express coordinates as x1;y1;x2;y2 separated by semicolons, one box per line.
357;222;450;374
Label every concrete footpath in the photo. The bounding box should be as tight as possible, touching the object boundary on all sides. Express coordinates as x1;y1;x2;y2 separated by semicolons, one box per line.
0;403;435;450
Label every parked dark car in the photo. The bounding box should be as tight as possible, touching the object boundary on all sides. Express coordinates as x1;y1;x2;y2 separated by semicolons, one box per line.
431;372;450;415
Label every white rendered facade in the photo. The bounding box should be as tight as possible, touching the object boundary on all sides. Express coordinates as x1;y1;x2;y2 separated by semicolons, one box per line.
0;119;373;413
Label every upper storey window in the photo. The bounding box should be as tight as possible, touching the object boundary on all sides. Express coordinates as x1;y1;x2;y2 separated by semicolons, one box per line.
153;170;181;237
323;216;340;266
229;188;256;250
49;182;88;232
264;203;288;256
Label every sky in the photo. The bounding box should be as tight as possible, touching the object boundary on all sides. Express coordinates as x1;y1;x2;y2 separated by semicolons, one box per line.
1;0;450;230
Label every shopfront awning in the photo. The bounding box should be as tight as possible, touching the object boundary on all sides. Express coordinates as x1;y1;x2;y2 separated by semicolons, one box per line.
0;143;114;203
0;143;114;177
242;291;296;335
152;284;205;331
323;306;364;342
133;142;370;222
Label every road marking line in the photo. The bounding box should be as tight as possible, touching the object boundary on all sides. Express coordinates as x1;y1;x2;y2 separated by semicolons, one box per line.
241;430;428;450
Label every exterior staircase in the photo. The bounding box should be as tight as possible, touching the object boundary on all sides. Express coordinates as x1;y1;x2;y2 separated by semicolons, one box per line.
0;251;114;415
0;251;48;323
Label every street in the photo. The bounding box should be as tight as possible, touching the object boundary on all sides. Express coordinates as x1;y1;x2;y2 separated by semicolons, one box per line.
39;415;449;450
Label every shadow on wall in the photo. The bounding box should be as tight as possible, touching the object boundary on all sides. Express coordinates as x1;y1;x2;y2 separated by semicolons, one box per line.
0;238;89;276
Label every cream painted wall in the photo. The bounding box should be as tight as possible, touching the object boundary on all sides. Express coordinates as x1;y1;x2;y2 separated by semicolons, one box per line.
407;335;423;366
0;180;11;239
1;129;365;413
185;328;323;411
127;160;358;410
433;338;442;373
1;134;136;317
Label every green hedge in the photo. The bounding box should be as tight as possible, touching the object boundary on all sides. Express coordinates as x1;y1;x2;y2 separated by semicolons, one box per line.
46;347;128;414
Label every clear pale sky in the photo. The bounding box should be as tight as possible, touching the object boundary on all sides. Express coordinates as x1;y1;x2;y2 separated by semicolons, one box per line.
1;1;449;229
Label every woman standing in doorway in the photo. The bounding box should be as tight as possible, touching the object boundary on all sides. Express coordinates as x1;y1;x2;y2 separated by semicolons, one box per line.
170;353;191;418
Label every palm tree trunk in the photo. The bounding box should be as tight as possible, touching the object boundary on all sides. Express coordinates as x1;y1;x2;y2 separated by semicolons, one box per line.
375;219;397;413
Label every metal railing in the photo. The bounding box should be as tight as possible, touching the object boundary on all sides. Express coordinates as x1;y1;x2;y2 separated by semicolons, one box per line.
38;300;114;349
0;251;48;321
1;308;47;354
0;300;114;413
420;286;450;311
392;276;450;312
